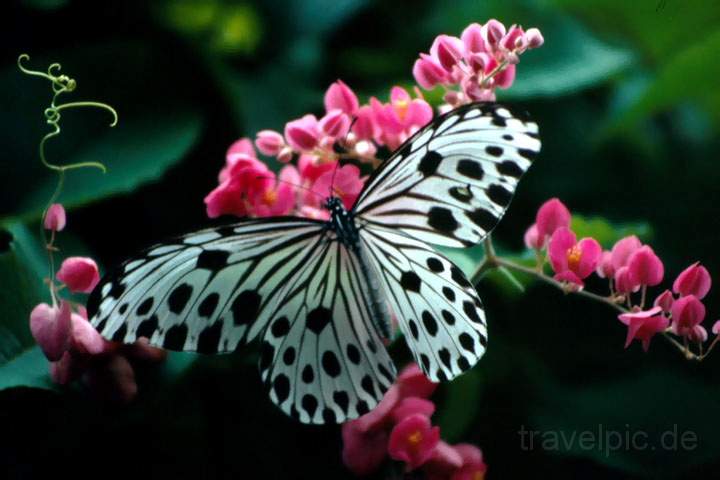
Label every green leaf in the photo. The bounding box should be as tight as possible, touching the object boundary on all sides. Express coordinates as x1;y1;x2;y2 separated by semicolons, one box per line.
15;111;202;220
0;222;52;390
608;29;720;130
571;214;652;248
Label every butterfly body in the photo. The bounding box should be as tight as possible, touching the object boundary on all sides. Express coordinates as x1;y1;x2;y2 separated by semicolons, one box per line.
88;102;540;424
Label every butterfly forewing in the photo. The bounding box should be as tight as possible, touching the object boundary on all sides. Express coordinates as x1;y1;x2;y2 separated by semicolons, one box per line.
359;224;487;381
87;218;327;352
259;236;395;424
354;102;540;248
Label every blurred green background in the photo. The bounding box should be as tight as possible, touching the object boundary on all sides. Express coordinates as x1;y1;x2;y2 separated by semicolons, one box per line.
2;0;720;478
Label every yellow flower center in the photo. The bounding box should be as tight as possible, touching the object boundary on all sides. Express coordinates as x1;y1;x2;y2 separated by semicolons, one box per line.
394;99;409;121
567;244;582;272
262;188;278;206
473;471;485;480
407;430;423;446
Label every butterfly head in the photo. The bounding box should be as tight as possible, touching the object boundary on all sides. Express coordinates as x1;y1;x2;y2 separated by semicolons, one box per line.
323;196;346;215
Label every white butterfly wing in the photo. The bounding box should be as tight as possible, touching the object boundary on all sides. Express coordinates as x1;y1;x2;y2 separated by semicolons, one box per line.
359;224;487;381
87;218;328;353
259;234;395;424
354;102;540;248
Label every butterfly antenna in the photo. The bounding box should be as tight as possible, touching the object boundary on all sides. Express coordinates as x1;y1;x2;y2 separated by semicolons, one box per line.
329;116;358;198
255;176;325;201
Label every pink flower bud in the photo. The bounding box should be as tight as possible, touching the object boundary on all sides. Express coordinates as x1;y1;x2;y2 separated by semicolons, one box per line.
461;23;486;54
673;262;711;299
596;251;615;278
627;245;664;286
614;266;640;294
431;35;464;72
396;363;437;398
284;114;320;152
536;198;571;242
388;414;440;470
277;146;294;163
44;203;66;232
341;420;389;476
56;257;100;293
352;105;377;140
525;28;544;49
688;325;708;343
671;295;705;336
255;130;285;156
502;25;526;51
324;80;359;115
611;235;642;271
71;309;108;355
413;54;447;89
467;52;492;74
319;109;350;138
483;19;506;47
524;224;543;250
712;320;720;335
30;301;72;361
654;289;674;312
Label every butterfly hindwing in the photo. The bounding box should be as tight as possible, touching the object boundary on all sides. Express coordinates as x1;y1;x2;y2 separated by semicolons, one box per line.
259;233;395;423
359;224;487;381
354;102;540;248
87;218;328;353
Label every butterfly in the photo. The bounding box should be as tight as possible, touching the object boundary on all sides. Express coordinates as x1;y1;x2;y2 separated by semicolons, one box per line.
87;102;540;424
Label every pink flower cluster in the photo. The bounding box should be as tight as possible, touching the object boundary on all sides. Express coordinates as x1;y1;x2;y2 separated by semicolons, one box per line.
524;198;718;353
30;204;164;400
342;364;487;479
204;81;436;220
413;20;544;105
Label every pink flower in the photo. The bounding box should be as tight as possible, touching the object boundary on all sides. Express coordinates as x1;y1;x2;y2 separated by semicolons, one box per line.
525;28;544;49
423;441;464;478
614;266;640;294
627;246;664;286
535;198;571;244
461;23;486;54
220;138;257;182
388;414;440;470
673;262;711;299
30;301;72;361
352;385;401;433
70;307;108;355
310;164;364;210
430;35;465;72
298;205;329;220
255;130;285;156
205;158;271;218
284;114;320;152
687;325;708;343
324;80;359;115
50;351;78;385
341;420;389;476
44;203;66;232
671;295;705;337
413;54;448;89
596;251;615;279
618;307;669;351
654;289;674;313
56;257;100;293
391;397;436;423
319;109;351;138
298;154;336;184
351;105;378;141
712;320;720;335
501;25;527;54
523;224;543;250
548;227;601;286
450;443;487;480
396;363;438;398
248;166;298;217
611;235;642;271
482;19;506;48
371;87;433;149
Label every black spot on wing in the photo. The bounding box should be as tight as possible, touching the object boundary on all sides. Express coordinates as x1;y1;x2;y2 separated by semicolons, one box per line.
136;315;158;339
307;307;331;334
487;184;512;207
302;365;315;384
518;148;538;161
198;293;219;317
283;347;296;365
273;374;290;403
164;323;188;350
400;271;422;293
428;207;458;233
302;394;318;418
451;266;473;288
496;160;524;178
168;284;193;314
322;351;341;377
426;257;444;273
346;344;361;365
449;186;473;203
136;297;154;316
457;160;484;180
111;323;127;342
485;146;503;157
196;250;230;271
466;208;497;232
197;321;223;353
422;311;438;337
232;290;261;326
418;150;443;176
459;332;475;354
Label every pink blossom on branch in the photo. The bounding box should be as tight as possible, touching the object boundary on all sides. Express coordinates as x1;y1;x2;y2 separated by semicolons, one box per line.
324;79;359;115
44;203;66;232
30;301;72;361
673;262;712;299
618;307;669;352
671;295;705;337
309;164;363;210
388;414;441;470
56;257;100;293
535;198;571;245
284;114;321;152
627;245;664;286
254;130;285;156
654;289;675;313
610;235;642;272
548;227;601;286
